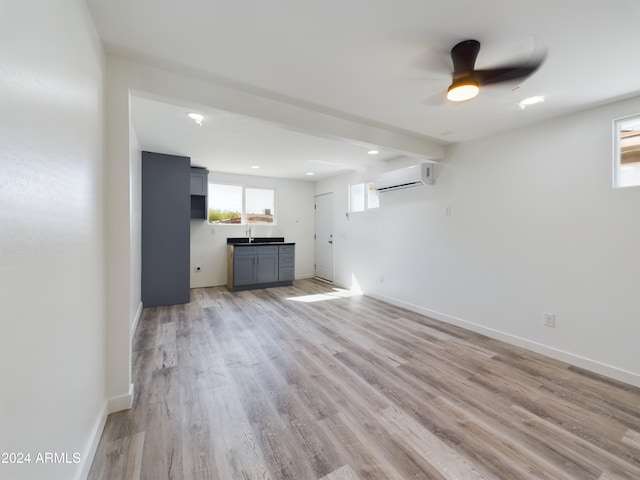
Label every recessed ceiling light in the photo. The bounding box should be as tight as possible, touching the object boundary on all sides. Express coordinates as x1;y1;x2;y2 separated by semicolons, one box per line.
251;165;259;169
367;150;379;155
518;96;545;110
306;172;314;176
188;113;204;126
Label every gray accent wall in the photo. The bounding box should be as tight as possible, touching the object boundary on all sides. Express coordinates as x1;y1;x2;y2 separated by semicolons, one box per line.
142;151;190;306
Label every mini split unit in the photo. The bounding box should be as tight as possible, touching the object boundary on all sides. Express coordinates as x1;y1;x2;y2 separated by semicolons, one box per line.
373;162;435;192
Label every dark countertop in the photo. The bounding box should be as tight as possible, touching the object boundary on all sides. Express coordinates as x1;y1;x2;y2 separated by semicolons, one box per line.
226;237;294;246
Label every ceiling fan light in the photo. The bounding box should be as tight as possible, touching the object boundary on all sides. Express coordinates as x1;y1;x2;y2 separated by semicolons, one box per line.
447;82;479;102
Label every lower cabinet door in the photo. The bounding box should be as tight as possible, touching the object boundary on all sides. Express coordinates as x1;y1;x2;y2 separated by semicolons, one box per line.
256;253;278;283
233;256;256;286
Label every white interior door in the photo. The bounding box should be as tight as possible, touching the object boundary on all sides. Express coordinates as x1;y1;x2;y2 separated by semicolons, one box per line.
314;193;334;282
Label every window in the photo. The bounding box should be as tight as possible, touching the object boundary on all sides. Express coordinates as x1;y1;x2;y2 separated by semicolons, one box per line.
246;188;275;224
208;184;242;224
208;184;275;224
349;182;379;212
614;115;640;188
349;183;365;212
367;182;380;209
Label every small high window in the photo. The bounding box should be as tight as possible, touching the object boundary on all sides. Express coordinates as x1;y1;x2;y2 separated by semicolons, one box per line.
613;115;640;188
349;182;379;212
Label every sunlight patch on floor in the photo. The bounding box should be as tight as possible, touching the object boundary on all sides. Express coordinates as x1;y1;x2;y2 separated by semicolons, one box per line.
286;288;361;303
287;276;362;303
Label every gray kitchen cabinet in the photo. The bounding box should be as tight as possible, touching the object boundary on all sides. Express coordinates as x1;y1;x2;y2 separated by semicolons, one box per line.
142;151;190;307
278;244;295;281
232;246;258;286
190;167;208;219
227;243;294;291
190;168;208;195
256;248;279;283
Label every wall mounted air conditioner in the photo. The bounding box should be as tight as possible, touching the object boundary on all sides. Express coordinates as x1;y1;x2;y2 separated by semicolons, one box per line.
373;162;435;192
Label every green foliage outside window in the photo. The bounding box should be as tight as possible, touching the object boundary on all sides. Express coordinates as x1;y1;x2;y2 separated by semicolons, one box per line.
208;209;241;224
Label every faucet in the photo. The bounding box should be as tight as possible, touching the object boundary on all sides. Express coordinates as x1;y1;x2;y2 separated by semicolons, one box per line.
246;224;252;242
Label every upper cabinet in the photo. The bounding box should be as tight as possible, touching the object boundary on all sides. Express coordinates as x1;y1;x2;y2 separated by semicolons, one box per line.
190;168;208;195
190;168;209;219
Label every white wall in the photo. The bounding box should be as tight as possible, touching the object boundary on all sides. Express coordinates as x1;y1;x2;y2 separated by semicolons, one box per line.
317;96;640;387
0;1;107;479
129;127;143;333
191;172;315;287
104;59;134;409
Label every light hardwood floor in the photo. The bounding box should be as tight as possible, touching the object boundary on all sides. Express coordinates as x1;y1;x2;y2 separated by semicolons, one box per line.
88;279;640;479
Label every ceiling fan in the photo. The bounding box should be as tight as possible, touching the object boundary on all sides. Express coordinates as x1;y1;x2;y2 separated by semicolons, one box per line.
446;39;544;102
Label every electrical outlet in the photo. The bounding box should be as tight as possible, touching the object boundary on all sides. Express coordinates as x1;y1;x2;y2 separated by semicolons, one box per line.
543;312;556;328
445;206;452;216
194;266;202;273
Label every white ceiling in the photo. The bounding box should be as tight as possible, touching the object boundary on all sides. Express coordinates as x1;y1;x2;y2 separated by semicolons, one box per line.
87;0;640;179
131;96;398;180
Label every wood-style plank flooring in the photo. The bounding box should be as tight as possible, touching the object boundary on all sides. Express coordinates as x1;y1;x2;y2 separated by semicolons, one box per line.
88;279;640;479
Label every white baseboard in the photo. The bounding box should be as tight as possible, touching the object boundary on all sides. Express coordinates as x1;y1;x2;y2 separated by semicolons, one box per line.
296;273;316;280
76;309;139;479
368;292;640;388
107;383;134;414
76;402;108;480
131;301;143;338
76;383;135;479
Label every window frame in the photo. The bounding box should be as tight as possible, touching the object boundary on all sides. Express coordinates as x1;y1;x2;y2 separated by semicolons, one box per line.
349;181;379;213
208;182;277;225
245;186;276;225
613;114;640;189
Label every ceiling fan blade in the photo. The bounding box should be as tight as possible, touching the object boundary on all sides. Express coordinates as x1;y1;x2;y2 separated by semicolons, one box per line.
475;59;544;86
442;38;545;101
421;90;448;107
450;39;480;74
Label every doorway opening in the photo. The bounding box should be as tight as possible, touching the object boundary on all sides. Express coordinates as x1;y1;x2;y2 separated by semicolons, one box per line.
314;192;334;283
